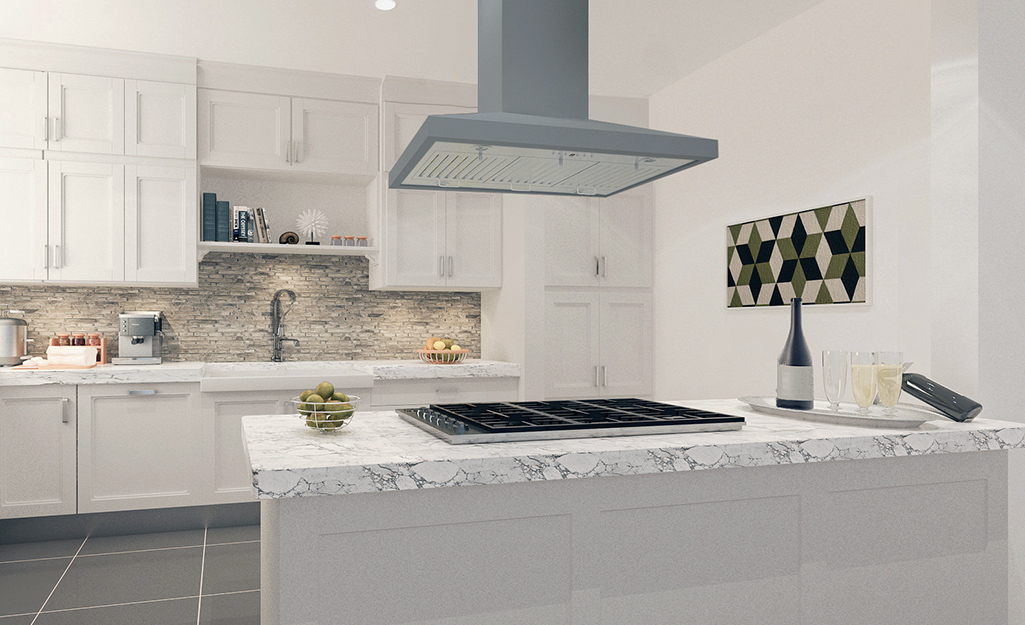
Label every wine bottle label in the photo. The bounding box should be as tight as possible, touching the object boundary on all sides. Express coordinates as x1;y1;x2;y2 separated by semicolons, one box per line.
777;364;814;401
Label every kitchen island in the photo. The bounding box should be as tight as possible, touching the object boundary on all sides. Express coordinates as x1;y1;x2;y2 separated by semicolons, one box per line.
243;400;1025;625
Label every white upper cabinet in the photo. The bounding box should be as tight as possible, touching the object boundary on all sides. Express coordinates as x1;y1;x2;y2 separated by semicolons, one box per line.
47;160;125;282
125;80;197;159
383;102;472;171
544;187;652;288
125;165;197;283
292;97;378;175
383;187;446;287
0;68;47;150
0;157;47;282
198;89;290;169
446;191;503;288
199;89;378;175
47;73;125;154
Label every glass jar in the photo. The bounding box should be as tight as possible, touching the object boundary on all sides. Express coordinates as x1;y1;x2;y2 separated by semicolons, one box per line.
356;236;368;247
72;333;86;346
57;333;71;346
87;333;101;347
343;236;356;246
330;235;343;246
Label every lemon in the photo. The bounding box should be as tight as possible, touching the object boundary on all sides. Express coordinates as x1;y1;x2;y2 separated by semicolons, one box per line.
450;344;460;351
331;392;349;402
299;389;315;402
443;338;454;349
433;340;446;350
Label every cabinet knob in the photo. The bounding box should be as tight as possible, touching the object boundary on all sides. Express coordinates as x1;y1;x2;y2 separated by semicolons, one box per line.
128;390;157;396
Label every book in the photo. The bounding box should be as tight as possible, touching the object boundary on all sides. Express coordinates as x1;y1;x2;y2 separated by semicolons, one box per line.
215;201;230;242
201;193;216;241
238;208;249;243
246;209;255;243
232;207;241;242
254;207;269;243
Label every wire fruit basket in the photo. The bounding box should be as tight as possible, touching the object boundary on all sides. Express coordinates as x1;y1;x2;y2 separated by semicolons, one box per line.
290;395;361;433
417;349;469;364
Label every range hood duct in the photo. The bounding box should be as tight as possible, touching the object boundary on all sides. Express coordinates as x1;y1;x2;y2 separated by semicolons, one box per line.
389;0;718;198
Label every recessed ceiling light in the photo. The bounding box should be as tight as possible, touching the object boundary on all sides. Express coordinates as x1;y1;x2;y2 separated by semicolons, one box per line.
375;0;396;10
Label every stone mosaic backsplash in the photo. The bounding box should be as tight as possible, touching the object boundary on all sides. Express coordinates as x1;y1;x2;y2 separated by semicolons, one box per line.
0;253;480;362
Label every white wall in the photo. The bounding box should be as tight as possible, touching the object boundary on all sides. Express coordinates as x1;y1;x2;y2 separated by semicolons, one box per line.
649;0;932;402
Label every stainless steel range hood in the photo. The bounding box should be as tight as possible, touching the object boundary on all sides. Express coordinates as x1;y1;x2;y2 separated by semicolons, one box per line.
389;0;718;198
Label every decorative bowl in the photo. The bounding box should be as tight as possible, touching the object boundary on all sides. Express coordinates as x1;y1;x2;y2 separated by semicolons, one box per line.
289;395;361;433
417;349;469;364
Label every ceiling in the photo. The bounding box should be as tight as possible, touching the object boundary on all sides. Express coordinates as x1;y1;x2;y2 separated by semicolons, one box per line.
0;0;826;98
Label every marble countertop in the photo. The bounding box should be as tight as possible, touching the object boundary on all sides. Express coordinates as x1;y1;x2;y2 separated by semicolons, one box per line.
241;398;1025;499
0;359;519;386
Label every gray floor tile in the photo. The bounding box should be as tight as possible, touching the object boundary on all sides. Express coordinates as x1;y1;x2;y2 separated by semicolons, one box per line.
199;591;260;625
79;529;205;555
206;525;260;545
0;558;70;616
35;597;199;625
0;613;36;623
45;547;202;611
202;542;260;594
0;539;83;564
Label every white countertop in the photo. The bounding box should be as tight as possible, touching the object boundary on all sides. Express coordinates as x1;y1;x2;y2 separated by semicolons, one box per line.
0;359;519;386
241;398;1025;499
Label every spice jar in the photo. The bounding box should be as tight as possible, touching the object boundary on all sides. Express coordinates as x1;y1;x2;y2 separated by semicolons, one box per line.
72;333;86;346
343;236;356;246
57;333;71;346
87;333;101;347
356;236;368;247
330;235;342;246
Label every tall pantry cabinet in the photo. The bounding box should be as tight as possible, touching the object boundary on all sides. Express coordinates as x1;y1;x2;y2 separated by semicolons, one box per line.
0;46;198;286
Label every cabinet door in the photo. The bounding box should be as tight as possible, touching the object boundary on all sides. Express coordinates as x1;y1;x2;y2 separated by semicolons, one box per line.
198;89;291;169
0;158;47;282
201;391;293;504
445;192;502;288
598;189;652;287
0;386;76;519
599;292;653;397
48;73;124;154
78;383;203;513
48;161;125;282
544;291;601;399
543;196;600;287
292;98;378;175
383;102;474;171
384;187;447;287
0;68;47;150
125;165;197;283
125;80;197;159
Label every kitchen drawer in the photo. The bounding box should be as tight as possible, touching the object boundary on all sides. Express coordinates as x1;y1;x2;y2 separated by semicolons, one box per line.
371;377;518;409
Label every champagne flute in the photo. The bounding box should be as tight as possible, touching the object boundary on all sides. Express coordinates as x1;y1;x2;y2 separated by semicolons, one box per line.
822;350;848;411
874;351;903;416
850;351;877;414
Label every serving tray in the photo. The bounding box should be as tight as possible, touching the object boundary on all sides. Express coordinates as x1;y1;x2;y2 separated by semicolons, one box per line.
739;396;941;429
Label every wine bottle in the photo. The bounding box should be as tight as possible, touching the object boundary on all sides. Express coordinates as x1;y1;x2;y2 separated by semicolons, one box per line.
901;373;983;422
777;298;814;410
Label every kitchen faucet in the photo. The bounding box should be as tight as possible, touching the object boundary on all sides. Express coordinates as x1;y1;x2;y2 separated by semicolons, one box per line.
270;289;299;362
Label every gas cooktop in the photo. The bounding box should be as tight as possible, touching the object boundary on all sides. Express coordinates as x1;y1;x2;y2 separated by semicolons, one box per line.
396;398;744;444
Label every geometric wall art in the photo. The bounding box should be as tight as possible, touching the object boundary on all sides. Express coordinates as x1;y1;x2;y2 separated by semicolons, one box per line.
727;199;867;307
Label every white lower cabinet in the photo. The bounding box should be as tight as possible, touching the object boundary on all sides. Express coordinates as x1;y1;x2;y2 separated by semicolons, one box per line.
77;383;203;513
200;390;295;504
0;385;76;519
544;291;652;399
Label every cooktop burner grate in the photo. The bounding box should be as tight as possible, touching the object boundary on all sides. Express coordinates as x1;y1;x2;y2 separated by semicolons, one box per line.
396;398;744;444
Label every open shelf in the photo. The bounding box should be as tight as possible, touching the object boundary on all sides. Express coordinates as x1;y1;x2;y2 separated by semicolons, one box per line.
198;241;378;261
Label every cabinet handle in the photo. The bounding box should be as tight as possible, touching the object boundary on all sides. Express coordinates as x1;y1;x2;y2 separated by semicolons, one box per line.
285;140;291;164
52;245;61;268
128;389;157;395
600;256;607;277
595;256;600;277
61;397;69;424
294;141;301;163
42;244;48;269
439;256;445;277
448;256;454;277
43;117;48;142
52;117;60;142
601;365;608;387
595;366;600;387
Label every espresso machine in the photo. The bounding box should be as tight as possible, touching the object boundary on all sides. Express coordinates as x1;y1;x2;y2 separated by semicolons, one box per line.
112;311;163;365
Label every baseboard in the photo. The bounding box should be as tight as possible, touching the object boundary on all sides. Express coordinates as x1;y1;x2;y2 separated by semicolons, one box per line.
0;502;260;545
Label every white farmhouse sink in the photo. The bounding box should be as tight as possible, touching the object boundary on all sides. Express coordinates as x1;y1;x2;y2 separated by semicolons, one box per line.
200;362;374;393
